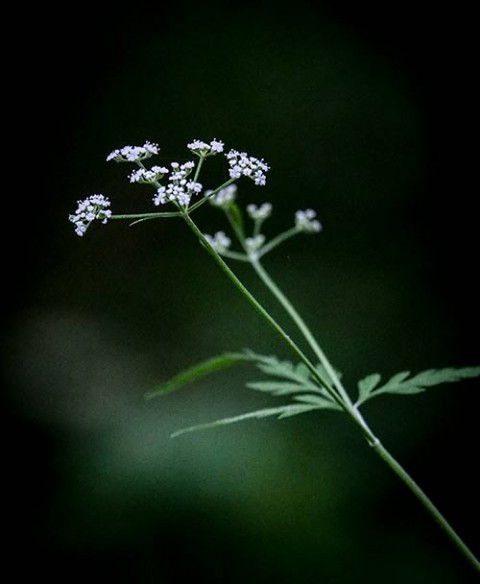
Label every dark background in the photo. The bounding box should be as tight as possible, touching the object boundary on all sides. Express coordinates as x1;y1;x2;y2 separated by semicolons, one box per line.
3;1;479;582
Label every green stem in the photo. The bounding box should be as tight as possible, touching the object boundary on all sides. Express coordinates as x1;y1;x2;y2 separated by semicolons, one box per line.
253;217;263;238
182;213;376;440
225;207;246;242
219;250;250;262
257;227;300;258
250;259;478;571
224;211;366;423
188;177;237;213
193;154;205;183
111;211;182;220
250;258;354;406
372;441;480;573
184;213;479;572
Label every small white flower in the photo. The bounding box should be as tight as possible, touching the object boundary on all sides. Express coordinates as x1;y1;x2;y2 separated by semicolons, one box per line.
151;165;169;174
225;149;269;185
106;141;160;163
245;234;266;253
152;160;201;207
176;191;192;206
187;139;209;152
210;139;224;153
153;187;167;206
69;194;112;237
129;166;169;184
204;231;232;253
246;202;272;220
143;141;159;155
295;209;322;233
229;166;242;179
208;184;238;208
188;138;225;157
186;181;202;194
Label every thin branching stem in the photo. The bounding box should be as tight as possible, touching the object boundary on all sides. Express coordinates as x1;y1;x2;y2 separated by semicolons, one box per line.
250;262;479;572
257;227;299;258
111;211;182;220
188;177;237;212
250;259;354;405
183;212;479;574
182;212;376;440
372;441;480;572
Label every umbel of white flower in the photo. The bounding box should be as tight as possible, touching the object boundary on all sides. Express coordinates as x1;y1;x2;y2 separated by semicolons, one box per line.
69;138;277;237
204;231;232;253
106;141;159;163
245;234;266;252
129;166;169;184
295;209;322;233
153;161;202;207
69;194;112;237
187;139;224;157
226;150;270;185
208;184;238;208
247;202;272;220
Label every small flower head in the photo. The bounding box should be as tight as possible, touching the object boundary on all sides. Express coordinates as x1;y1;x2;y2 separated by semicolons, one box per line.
152;161;201;207
106;141;160;163
188;139;225;157
69;194;112;237
129;166;169;184
208;184;238;208
226;150;269;185
245;234;266;253
295;209;322;234
204;231;232;254
246;202;272;220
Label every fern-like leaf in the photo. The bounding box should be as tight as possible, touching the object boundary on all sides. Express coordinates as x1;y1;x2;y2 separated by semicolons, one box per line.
145;352;253;399
171;404;322;438
246;381;317;396
356;366;480;407
245;351;334;401
293;394;341;410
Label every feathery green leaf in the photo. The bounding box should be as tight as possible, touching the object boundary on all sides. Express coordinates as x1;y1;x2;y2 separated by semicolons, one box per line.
295;363;311;380
145;352;253;399
316;363;343;382
245;350;336;402
246;381;315;396
171;404;323;438
356;366;480;407
293;394;341;410
357;373;382;402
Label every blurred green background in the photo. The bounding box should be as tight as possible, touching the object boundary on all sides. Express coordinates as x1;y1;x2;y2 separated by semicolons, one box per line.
3;1;479;582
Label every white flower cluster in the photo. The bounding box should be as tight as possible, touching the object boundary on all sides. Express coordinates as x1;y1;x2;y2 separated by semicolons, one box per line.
208;184;238;208
106;141;159;163
246;202;272;220
204;231;232;253
129;166;169;184
71;139;273;237
226;150;269;185
187;139;224;157
153;161;202;207
245;234;266;253
69;194;112;237
295;209;322;233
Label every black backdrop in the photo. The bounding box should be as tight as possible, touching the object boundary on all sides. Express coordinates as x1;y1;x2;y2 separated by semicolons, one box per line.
3;1;479;582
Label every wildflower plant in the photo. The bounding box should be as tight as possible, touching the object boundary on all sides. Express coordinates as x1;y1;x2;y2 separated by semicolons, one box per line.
69;139;480;573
